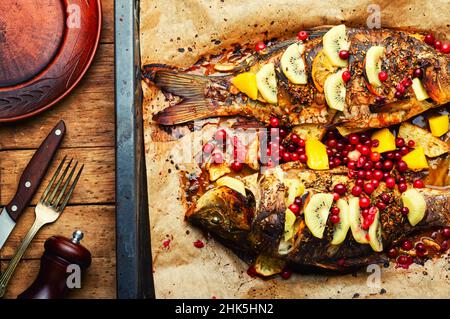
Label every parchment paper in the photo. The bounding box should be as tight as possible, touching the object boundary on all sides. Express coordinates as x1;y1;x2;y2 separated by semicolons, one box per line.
140;0;450;299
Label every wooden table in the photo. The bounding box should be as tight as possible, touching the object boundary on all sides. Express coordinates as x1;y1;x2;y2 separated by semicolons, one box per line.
0;0;116;298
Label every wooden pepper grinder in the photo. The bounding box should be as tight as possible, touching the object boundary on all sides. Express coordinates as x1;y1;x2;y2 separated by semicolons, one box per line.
17;230;91;299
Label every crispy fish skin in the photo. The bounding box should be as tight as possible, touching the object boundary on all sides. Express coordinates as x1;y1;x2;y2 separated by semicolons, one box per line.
186;166;450;271
145;27;450;129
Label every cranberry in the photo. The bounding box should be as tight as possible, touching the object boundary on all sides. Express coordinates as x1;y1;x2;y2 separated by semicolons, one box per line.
398;183;408;193
255;41;267;51
289;203;300;215
352;185;363;196
415;243;427;257
375;95;386;104
194;240;205;248
291;152;300;162
364;182;375;194
381;193;391;204
401;240;413;251
347;160;357;170
297;31;308;41
401;207;409;216
371;139;379;147
355;179;364;187
394;91;403;99
360;145;370;156
212;152;223;164
413;68;423;79
398;176;406;184
330;215;340;224
348;133;359;145
373;170;383;181
395;137;405;148
396;83;406;94
334;183;347;195
388;247;398;258
280;128;287;138
333;192;340;201
385;177;396;189
214;129;227;141
298;138;306;147
342;70;351;83
348;170;357;178
393;151;403;162
403;77;413;87
442;228;450;238
413;179;424;188
370;151;381;162
424;33;435;45
359;197;371;208
231;161;244;172
271;117;282;128
327;139;337;148
400;146;409;155
378;71;388;82
294;197;302;206
441;240;449;251
383;160;394;171
441;42;450;54
397;160;408;172
282;152;291;162
336;141;345;151
299;154;308;163
376;201;387;210
247;266;257;277
203;142;215;154
434;40;442;51
374;161;383;170
339;50;350;60
371;179;380;189
331;206;340;215
281;270;293;280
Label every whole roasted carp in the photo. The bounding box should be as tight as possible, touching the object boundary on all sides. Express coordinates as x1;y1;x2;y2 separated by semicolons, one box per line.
144;25;450;130
186;164;450;271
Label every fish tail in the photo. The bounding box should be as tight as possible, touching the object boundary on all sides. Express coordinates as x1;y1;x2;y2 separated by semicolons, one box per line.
144;64;234;125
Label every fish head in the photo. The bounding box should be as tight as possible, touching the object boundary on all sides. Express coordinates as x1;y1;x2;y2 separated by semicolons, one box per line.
186;186;255;243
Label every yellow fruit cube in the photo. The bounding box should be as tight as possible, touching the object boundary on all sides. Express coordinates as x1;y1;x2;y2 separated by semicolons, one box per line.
231;72;258;100
428;115;449;137
402;147;429;170
305;139;329;170
371;128;396;153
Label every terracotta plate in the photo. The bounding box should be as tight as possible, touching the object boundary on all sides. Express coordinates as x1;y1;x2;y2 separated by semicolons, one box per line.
0;0;102;122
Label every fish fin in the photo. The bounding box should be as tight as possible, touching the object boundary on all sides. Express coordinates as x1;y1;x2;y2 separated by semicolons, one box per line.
153;98;215;125
152;69;210;99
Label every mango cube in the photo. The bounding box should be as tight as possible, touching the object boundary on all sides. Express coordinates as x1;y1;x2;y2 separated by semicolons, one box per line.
428;115;449;137
371;128;396;153
402;146;429;170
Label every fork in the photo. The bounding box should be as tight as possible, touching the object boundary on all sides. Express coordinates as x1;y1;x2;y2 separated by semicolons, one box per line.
0;157;83;298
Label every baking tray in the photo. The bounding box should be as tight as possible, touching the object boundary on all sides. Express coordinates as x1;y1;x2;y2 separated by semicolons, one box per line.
115;0;154;299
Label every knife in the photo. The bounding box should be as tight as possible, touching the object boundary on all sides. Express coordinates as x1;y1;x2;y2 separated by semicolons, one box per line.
0;120;66;249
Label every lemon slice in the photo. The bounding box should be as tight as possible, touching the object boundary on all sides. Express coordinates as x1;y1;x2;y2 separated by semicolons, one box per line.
312;50;337;92
231;72;258;99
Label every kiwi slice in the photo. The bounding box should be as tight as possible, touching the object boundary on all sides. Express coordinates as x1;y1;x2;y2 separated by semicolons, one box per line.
348;197;369;244
284;208;297;241
323;24;350;67
280;43;307;84
324;70;346;111
256;63;278;104
365;46;385;87
331;198;350;245
304;193;334;239
368;209;383;252
402;188;426;226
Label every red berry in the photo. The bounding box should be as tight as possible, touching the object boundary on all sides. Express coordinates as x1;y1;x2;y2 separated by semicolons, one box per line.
398;183;408;193
394;91;403;99
333;183;347;195
348;133;359;145
434;40;442;51
424;34;435;45
442;228;450;238
370;151;380;162
288;203;300;215
401;207;409;216
396;83;406;94
247;266;257;277
365;170;373;180
397;160;408;172
383;160;394;171
333;192;340;201
203;142;215;154
393;151;402;162
255;41;267;51
339;50;350;60
385;177;396;189
342;70;351;83
279;128;287;138
331;206;340;215
290;152;300;162
281;270;293;280
347;160;357;170
294;197;302;206
378;71;388;82
364;182;375;194
297;31;308;41
333;158;342;167
330;215;340;224
298;154;308;163
413;68;423;79
373;170;383;181
352;185;363;196
230;161;244;172
374;161;383;170
415;242;427;257
401;240;413;251
371;139;380;147
381;193;391;204
327;139;337;148
282;152;291;162
395;137;405;148
441;42;450;54
407;140;415;147
359;197;371;208
398;176;406;184
298;138;306;147
269;117;280;128
214;129;227;141
194;240;205;248
413;179;424;188
355;178;364;187
291;134;300;144
376;201;387;210
388;247;398;258
371;179;380;189
360;145;370;156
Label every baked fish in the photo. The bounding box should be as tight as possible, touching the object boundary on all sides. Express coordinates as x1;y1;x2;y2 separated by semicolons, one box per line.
186;164;450;272
144;25;450;130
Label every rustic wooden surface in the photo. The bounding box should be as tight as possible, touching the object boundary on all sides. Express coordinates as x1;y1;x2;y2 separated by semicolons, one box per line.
0;0;116;298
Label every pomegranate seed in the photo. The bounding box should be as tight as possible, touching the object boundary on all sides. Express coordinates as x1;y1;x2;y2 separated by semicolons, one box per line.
355;179;364;187
255;41;266;51
413;68;423;79
230;161;244;172
362;219;370;230
402;240;413;251
336;142;345;151
364;182;375;194
401;207;409;216
388;247;398;258
269;117;280;128
403;77;413;87
330;215;340;224
370;151;381;162
339;50;350;60
291;152;300;162
393;151;402;162
434;40;442;51
348;170;357;178
289;203;300;215
203;142;215;154
247;266;257;277
281;270;293;279
333;192;340;201
385;177;396;189
348;133;359;145
194;240;205;248
357;156;367;168
331;206;340;215
376;201;387;210
362;208;370;219
342;70;351;83
297;31;308;41
359;197;371;208
299;154;308;163
333;183;347;195
381;193;391;204
364;161;373;171
378;71;388;82
383;160;394;171
413;179;424;188
397;160;408;172
214;129;227;141
352;185;363;196
424;34;435;45
441;42;450;54
442;228;450;238
297;147;305;154
386;151;394;159
398;183;408;193
407;140;415;147
397;255;410;265
371;139;379;147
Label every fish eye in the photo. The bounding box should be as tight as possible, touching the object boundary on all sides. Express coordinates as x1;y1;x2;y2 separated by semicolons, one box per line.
211;215;222;224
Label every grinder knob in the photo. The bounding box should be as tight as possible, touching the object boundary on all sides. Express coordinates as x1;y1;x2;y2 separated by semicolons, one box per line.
17;230;92;299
